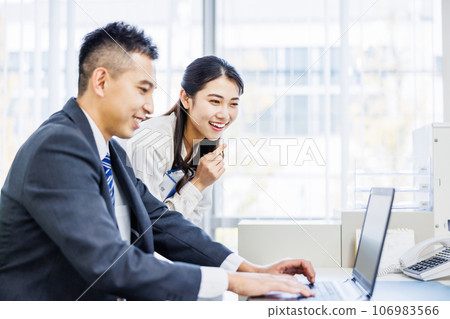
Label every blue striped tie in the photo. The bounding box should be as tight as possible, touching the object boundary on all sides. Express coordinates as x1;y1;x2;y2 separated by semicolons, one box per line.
102;153;115;207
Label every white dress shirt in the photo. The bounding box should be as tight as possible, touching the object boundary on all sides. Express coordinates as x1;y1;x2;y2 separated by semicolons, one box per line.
120;113;212;227
81;109;131;244
81;109;245;299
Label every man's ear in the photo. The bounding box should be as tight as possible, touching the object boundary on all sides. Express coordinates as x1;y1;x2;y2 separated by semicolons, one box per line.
180;89;192;110
91;67;109;98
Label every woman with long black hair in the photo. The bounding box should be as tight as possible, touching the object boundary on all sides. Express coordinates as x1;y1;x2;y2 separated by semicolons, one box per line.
126;56;244;227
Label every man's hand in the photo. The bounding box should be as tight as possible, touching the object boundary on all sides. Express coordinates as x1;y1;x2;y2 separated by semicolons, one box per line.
261;259;316;284
237;259;315;285
227;272;314;297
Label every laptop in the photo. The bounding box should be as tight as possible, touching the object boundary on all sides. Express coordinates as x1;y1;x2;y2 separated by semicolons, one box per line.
253;187;395;301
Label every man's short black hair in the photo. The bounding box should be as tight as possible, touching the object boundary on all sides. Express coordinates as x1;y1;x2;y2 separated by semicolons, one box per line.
78;21;158;95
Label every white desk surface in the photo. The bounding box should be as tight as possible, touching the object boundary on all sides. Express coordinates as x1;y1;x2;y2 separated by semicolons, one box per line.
299;267;450;286
245;268;450;301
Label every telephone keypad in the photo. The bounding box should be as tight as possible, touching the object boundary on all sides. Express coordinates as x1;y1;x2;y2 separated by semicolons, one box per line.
404;248;450;274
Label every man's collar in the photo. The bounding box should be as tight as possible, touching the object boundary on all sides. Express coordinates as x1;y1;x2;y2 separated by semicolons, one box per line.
80;107;108;160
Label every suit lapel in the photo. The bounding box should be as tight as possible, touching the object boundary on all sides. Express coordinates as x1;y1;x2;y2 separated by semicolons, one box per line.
62;98;99;156
109;142;153;249
61;98;153;249
61;98;116;219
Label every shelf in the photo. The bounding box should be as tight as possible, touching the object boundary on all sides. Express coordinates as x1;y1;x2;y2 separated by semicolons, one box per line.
353;159;432;211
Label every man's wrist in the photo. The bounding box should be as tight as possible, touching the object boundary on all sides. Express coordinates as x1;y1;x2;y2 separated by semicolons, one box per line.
227;272;241;294
237;261;261;273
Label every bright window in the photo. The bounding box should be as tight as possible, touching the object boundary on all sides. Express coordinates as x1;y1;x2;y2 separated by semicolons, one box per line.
0;0;443;242
0;0;202;186
214;0;442;224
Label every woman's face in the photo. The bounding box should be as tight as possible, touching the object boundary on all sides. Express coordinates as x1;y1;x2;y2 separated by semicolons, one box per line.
183;76;240;142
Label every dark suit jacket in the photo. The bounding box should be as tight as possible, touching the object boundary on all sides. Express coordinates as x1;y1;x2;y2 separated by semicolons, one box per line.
0;98;232;300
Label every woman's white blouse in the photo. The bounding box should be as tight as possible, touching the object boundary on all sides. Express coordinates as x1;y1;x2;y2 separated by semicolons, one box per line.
121;113;212;227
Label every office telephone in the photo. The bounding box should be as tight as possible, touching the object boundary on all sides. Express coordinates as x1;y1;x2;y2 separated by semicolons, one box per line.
399;235;450;281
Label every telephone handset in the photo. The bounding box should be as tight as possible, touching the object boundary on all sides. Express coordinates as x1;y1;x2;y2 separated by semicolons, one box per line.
400;235;450;281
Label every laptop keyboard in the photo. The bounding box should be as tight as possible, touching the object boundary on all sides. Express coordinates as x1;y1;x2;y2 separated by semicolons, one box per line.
300;281;342;301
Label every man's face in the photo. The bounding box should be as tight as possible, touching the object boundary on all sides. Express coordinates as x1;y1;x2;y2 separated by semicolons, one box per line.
100;53;156;140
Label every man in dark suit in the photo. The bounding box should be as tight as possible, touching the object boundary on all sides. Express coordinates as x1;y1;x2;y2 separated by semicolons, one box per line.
0;22;315;300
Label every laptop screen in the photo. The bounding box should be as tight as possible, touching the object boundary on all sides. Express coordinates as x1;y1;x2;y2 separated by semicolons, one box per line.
352;188;395;296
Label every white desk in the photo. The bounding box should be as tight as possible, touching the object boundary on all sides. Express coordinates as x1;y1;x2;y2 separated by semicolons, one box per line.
247;268;450;301
307;268;450;286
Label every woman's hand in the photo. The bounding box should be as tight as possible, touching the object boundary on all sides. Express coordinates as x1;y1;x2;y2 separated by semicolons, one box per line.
191;144;227;192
